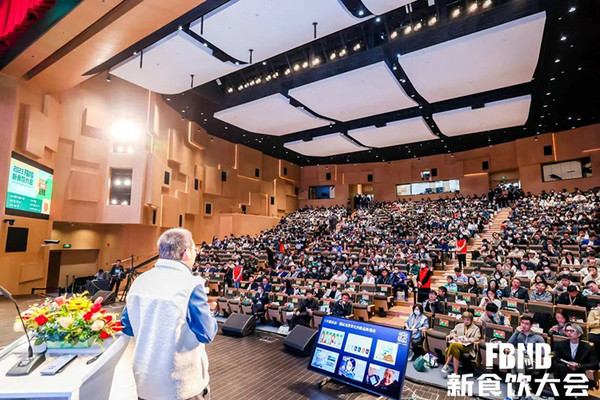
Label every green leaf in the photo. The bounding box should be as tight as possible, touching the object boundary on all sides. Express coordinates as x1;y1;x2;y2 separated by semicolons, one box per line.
34;338;44;346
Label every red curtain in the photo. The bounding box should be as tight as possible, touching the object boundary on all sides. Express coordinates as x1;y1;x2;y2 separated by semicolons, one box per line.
0;0;57;51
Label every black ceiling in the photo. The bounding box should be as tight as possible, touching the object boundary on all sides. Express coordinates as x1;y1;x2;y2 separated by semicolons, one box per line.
103;0;600;165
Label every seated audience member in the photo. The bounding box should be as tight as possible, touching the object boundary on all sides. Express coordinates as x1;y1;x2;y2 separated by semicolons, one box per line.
553;323;598;397
404;304;429;361
587;301;600;359
583;265;600;285
514;262;536;281
539;265;557;285
466;277;481;295
562;251;581;266
444;275;458;294
529;280;553;302
261;277;272;293
276;266;288;278
479;290;502;309
377;268;393;285
422;290;444;314
471;267;488;287
391;266;409;300
247;276;259;291
347;269;363;283
362;269;376;284
331;292;352;318
331;269;348;285
483;280;502;298
251;285;270;319
548;309;569;337
507;315;546;347
583;280;600;296
280;279;294;295
324;282;342;301
94;269;107;280
437;286;448;304
553;274;574;296
557;285;588;309
452;267;469;284
492;270;508;287
289;289;318;330
501;278;529;301
312;282;324;299
441;312;481;374
479;303;511;327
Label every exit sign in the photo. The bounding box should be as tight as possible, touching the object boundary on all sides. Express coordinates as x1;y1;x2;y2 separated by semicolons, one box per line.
63;244;72;248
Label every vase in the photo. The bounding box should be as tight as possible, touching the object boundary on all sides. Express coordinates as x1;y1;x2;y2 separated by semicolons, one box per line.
46;337;96;349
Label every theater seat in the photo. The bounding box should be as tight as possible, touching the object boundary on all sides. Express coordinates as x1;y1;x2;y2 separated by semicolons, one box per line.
228;299;242;314
217;297;230;317
312;310;327;329
353;303;371;322
425;329;447;359
373;294;391;317
267;304;282;325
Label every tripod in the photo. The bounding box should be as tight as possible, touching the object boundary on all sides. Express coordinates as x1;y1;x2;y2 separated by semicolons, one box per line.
119;269;141;302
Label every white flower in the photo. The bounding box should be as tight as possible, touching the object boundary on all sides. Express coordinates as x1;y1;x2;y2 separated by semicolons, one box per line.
13;320;24;332
91;313;101;321
58;316;73;329
91;320;105;331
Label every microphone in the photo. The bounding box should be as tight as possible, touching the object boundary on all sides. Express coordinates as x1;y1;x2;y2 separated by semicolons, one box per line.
0;285;46;376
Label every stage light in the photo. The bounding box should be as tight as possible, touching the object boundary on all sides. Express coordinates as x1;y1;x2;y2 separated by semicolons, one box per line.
428;16;437;26
262;61;267;65
273;72;279;78
339;49;347;56
469;3;478;12
238;85;243;90
293;64;300;71
358;9;364;16
376;17;381;22
404;25;412;35
330;52;336;60
111;199;117;205
569;6;576;12
249;80;255;86
121;201;128;206
302;61;309;68
560;35;566;41
555;58;560;63
178;26;182;30
111;120;141;143
227;87;233;93
124;179;131;186
244;83;249;88
414;22;422;31
483;0;492;8
285;68;291;75
312;57;321;66
353;43;361;51
265;75;271;81
255;77;262;83
390;30;398;39
452;8;460;17
114;179;122;186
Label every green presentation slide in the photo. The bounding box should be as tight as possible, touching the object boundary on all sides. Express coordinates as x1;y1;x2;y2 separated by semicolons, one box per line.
5;156;53;216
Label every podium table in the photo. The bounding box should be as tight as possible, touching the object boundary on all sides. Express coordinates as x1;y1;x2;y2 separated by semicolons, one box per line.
0;335;130;400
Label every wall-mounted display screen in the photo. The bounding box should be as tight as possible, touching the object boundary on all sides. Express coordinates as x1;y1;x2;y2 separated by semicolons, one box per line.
541;157;592;182
308;316;411;400
5;152;53;220
309;185;335;199
396;179;460;196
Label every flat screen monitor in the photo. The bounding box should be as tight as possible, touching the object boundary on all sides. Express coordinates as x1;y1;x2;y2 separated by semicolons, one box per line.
308;316;411;400
5;152;53;219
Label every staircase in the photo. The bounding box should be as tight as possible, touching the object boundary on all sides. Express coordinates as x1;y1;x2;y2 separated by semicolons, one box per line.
386;207;512;322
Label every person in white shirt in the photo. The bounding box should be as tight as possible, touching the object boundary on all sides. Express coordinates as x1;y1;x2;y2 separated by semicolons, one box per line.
331;269;348;285
362;270;376;284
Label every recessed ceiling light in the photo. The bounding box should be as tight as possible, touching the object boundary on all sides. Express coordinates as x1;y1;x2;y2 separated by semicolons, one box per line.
302;61;309;68
375;17;381;22
569;6;576;12
554;58;560;63
452;8;460;17
390;30;398;39
404;25;412;35
428;16;437;26
469;3;478;12
178;26;182;30
358;9;364;16
414;22;422;31
262;61;267;65
560;35;567;41
167;98;171;101
483;0;492;8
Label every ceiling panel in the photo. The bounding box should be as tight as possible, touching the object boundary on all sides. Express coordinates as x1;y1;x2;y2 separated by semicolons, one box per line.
284;133;366;157
190;0;362;63
213;93;331;136
398;12;546;103
362;0;416;15
289;61;418;122
111;31;239;95
348;117;438;148
433;95;532;137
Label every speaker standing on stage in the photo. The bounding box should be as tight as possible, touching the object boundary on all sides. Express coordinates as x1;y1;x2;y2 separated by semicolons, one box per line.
120;228;218;400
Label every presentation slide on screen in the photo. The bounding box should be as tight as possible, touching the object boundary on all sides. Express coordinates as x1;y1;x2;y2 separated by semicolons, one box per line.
5;154;53;217
308;316;411;400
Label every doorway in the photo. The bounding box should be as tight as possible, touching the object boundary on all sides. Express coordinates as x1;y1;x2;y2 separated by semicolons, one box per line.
46;251;61;291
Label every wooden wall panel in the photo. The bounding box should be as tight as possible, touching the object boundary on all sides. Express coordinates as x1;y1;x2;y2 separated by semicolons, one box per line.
67;170;100;202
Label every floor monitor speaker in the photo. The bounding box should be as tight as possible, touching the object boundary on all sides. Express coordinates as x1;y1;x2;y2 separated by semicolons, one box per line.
283;325;318;356
91;290;116;305
221;313;256;337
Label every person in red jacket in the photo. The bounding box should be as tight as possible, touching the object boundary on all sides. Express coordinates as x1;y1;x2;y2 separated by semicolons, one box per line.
456;234;467;269
233;264;243;289
416;261;433;303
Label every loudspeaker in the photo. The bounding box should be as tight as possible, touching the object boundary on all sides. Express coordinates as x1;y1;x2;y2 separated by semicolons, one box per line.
283;325;318;356
431;168;438;177
221;313;255;337
91;290;116;305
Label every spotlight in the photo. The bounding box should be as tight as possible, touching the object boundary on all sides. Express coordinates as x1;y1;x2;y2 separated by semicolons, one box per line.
121;201;128;206
469;3;478;12
428;16;437;26
285;68;291;75
227;87;233;93
414;22;422;31
302;61;309;68
114;179;122;186
358;9;364;16
293;64;300;71
106;74;111;83
390;30;398;39
255;77;261;83
452;8;460;17
178;26;182;31
560;35;567;41
249;80;255;86
262;61;267;65
554;58;560;63
273;72;279;78
237;85;243;90
311;57;321;66
265;75;271;81
330;52;337;60
339;49;347;57
353;43;361;51
568;6;576;12
483;0;492;8
111;199;118;205
375;17;381;22
404;25;412;35
244;83;249;88
124;179;132;186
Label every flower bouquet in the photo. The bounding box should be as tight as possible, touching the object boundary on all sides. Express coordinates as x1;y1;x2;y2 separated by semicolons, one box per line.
16;293;123;349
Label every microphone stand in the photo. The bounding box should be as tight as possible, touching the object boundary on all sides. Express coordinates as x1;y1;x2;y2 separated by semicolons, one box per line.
0;286;46;376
